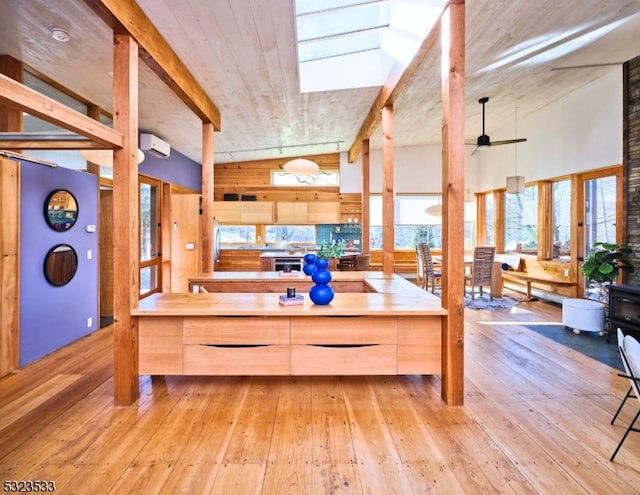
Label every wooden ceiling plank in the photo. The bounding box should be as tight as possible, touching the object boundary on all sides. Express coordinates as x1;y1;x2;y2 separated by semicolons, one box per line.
82;0;221;130
0;73;123;148
348;15;443;162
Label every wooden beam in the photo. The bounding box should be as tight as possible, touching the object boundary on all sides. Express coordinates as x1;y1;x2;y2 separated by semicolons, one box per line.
440;1;465;406
0;73;123;149
382;105;394;276
112;33;140;406
0;55;23;134
348;14;442;163
82;0;221;130
200;122;214;273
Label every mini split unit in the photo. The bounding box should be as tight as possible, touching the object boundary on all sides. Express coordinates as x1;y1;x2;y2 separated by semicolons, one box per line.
140;133;171;159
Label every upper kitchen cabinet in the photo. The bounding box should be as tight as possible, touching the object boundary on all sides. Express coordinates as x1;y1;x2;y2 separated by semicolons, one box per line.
276;202;339;224
276;202;307;224
214;201;274;224
307;202;339;224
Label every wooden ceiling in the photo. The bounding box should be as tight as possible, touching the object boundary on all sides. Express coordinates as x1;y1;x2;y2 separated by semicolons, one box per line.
1;0;639;164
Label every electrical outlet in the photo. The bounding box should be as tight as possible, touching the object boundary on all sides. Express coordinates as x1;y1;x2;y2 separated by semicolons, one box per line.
87;317;93;328
564;268;569;277
87;249;92;260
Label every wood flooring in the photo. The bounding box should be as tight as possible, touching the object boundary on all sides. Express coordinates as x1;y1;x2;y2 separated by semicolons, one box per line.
1;295;639;494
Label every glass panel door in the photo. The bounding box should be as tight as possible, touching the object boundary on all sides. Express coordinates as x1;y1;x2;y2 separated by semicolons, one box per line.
583;174;617;299
140;178;161;297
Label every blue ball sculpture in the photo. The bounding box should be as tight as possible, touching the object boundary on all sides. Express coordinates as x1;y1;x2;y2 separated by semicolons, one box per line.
309;257;334;305
303;253;318;276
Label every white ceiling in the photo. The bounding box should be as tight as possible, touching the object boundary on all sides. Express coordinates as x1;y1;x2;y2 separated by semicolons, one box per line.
1;0;640;164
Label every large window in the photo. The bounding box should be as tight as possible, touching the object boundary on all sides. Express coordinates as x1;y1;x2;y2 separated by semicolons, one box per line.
139;178;161;297
265;225;316;244
584;175;617;250
369;195;475;250
552;180;571;260
218;226;256;244
484;193;494;246
504;185;538;254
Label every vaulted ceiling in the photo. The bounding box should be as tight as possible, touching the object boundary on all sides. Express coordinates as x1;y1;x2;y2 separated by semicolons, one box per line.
1;0;640;164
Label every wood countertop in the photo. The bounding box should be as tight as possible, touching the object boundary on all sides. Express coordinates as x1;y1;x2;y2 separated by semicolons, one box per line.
134;272;445;317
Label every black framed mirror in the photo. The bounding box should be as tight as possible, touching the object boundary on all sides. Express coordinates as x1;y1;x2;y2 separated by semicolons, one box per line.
44;189;78;231
43;244;78;286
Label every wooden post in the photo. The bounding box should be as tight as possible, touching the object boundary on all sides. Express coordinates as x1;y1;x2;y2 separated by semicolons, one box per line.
200;122;214;273
382;105;394;276
440;1;465;406
361;139;370;254
112;33;140;405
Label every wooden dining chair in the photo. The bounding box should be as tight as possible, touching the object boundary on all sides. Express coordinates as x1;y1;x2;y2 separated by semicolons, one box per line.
417;243;441;293
464;246;496;300
355;253;371;271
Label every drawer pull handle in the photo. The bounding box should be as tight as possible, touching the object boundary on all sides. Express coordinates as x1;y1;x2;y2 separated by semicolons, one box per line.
311;344;377;348
203;344;269;348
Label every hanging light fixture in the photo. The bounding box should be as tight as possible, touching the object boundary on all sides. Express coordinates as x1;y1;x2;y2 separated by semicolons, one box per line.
506;107;525;194
425;195;442;217
80;148;145;167
283;157;319;177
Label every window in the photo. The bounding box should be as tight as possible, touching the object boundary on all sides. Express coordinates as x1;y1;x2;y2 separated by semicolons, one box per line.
265;226;316;244
139;178;161;297
552;180;571;260
369;195;475;250
484;193;494;246
271;170;339;186
584;175;617;250
504;185;538;254
218;226;256;245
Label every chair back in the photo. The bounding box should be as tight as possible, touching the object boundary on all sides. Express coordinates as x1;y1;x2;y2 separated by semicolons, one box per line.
623;334;640;401
356;253;371;271
419;243;437;278
471;246;495;285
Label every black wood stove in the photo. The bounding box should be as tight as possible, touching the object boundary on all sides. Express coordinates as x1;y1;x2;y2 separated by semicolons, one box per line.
608;285;640;341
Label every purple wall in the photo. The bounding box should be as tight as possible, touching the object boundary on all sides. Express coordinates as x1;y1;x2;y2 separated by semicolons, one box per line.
20;160;99;366
138;140;202;193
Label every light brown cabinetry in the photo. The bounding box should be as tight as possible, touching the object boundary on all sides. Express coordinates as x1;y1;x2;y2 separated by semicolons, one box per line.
214;201;274;224
217;249;262;271
137;313;442;377
276;201;340;224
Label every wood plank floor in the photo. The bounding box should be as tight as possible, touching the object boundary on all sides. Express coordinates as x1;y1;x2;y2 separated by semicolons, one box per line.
1;295;639;494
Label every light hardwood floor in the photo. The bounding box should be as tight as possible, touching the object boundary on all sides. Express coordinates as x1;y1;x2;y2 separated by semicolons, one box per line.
1;295;639;494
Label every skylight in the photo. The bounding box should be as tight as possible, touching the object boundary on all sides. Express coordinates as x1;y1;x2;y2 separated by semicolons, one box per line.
294;0;446;93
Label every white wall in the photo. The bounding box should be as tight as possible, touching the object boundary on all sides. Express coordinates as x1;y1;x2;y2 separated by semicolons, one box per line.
341;68;623;194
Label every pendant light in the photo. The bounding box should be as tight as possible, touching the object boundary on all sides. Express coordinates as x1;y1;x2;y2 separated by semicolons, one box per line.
283;157;319;177
506;107;525;194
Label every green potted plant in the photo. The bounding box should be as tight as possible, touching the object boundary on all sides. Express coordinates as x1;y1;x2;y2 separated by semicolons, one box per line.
316;239;347;259
581;242;634;300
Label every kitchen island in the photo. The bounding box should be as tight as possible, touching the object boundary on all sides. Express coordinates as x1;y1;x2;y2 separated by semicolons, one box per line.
134;272;445;377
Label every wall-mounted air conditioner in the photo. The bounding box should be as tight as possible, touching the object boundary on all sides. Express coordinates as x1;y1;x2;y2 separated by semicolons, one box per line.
140;133;170;159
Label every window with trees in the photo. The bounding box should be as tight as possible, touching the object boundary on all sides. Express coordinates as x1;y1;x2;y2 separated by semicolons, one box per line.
504;185;538;254
552;179;571;260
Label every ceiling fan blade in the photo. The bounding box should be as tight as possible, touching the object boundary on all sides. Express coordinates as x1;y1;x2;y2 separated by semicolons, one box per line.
490;138;527;146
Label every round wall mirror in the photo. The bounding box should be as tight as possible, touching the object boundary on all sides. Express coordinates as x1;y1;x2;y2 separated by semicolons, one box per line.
43;244;78;286
44;189;78;231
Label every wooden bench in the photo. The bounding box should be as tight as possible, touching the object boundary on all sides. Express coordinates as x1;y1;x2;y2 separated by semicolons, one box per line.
498;254;576;300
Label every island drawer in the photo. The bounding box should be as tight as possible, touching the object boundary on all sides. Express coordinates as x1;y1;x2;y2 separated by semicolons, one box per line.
397;316;441;374
291;344;396;375
139;317;183;375
183;344;290;375
290;316;397;344
183;316;289;344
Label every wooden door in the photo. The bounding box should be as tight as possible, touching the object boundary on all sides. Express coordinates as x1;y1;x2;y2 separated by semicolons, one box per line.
99;189;113;318
171;194;200;292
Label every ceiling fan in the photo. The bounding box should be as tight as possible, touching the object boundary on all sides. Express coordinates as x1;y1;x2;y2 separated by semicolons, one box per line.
469;97;527;155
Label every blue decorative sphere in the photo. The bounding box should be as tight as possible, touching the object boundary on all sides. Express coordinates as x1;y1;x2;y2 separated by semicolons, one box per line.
304;253;317;264
314;258;329;270
309;283;334;305
303;262;317;275
312;267;332;285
